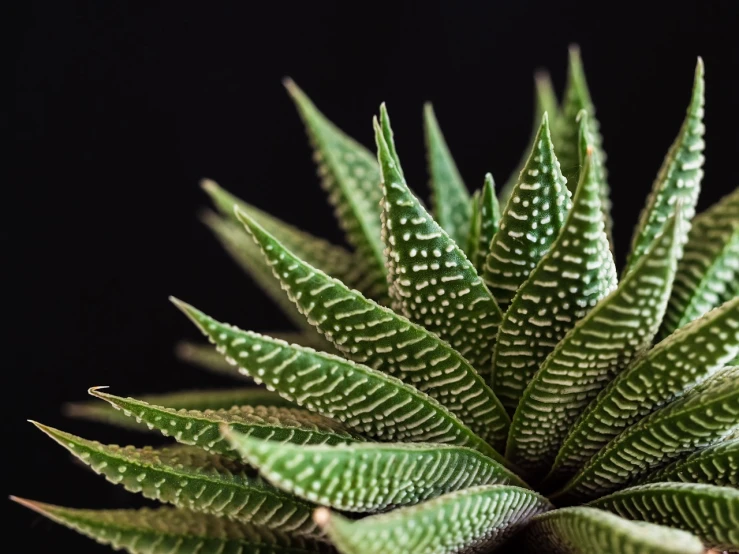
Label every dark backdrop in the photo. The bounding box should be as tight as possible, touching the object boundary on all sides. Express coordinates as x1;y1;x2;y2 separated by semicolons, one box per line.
8;1;739;550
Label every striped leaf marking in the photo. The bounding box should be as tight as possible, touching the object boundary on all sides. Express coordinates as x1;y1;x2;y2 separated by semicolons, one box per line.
235;208;511;451
637;439;739;487
12;499;332;554
549;297;739;484
223;431;529;512
89;388;361;458
33;423;319;536
554;367;739;502
589;482;739;552
316;485;551;554
506;211;682;476
491;146;617;410
172;299;504;462
376;109;503;376
482;113;572;311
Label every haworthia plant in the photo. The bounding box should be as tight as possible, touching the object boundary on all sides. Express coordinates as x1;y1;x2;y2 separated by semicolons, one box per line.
482;113;572;311
423;103;472;247
506;209;682;476
16;50;739;554
315;485;551;554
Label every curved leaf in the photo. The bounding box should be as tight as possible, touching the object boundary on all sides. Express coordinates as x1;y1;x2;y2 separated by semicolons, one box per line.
482;113;572;311
638;439;739;487
525;506;704;554
554;366;739;502
65;387;293;431
172;299;503;461
499;69;558;207
89;388;362;457
235;208;511;451
33;423;319;535
623;58;705;276
589;482;739;552
284;79;388;303
12;499;331;554
660;187;739;339
507;210;682;477
223;431;530;512
549;298;739;485
316;485;550;554
423;103;471;247
376;109;503;376
491;145;617;411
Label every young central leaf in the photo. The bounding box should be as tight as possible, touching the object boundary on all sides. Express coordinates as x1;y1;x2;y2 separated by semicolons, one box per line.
483;113;572;311
423;103;472;246
376;107;503;375
506;210;682;477
491;143;617;411
474;174;502;274
236;209;511;451
223;432;529;512
623;58;705;276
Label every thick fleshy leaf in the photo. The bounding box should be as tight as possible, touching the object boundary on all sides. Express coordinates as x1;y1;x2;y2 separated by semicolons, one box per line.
638;439;739;487
315;485;551;554
506;211;682;476
89;388;362;457
549;298;739;485
223;431;529;512
172;300;503;461
235;208;511;451
376;109;503;376
491;147;617;411
284;79;388;302
553;46;612;244
482;113;572;311
33;423;319;535
465;189;481;264
12;499;331;554
499;70;559;207
423;103;471;246
475;173;501;274
65;387;293;431
623;58;705;276
554;366;739;502
660;187;739;339
525;506;704;554
589;482;739;552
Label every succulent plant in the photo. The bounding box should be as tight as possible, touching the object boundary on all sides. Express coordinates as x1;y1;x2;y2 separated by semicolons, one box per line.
14;46;739;554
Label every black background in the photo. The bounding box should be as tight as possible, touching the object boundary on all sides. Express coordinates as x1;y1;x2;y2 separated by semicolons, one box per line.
8;1;739;551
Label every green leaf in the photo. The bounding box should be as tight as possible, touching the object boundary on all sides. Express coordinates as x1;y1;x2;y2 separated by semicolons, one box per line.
33;422;320;536
637;439;739;487
525;506;704;554
553;46;612;245
482;113;572;312
375;109;503;376
65;387;294;431
284;79;388;303
554;366;739;502
475;173;502;274
235;208;511;451
589;482;739;552
623;58;705;276
548;297;739;485
491;147;617;412
89;388;362;457
423;103;471;246
506;210;682;477
222;431;529;512
174;340;242;375
12;499;331;554
499;70;559;207
315;485;551;554
464;189;481;264
172;300;503;462
659;187;739;339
